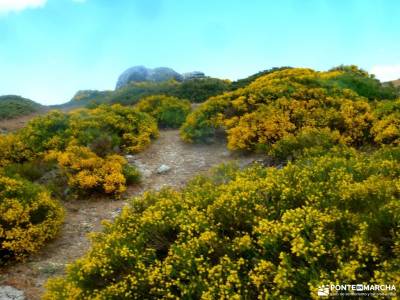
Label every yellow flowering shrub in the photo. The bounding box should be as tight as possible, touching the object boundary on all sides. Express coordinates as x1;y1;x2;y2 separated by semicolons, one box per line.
18;110;70;154
48;144;130;195
0;104;156;197
0;134;32;168
0;173;64;263
371;99;400;145
44;146;400;299
181;67;397;154
3;104;158;161
135;95;191;128
68;104;158;154
227;106;295;151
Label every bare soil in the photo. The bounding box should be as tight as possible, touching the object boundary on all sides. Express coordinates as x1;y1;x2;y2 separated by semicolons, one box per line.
0;112;45;133
0;129;262;300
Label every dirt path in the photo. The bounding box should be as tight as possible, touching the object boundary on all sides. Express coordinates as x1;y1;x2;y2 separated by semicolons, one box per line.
0;129;261;300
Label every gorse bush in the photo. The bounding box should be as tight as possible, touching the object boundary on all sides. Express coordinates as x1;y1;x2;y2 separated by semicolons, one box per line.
44;147;400;299
0;133;32;168
0;173;64;264
180;68;397;154
230;66;293;90
67;104;158;154
0;104;158;195
270;127;345;161
371;99;400;145
135;95;191;128
46;145;130;195
19;110;71;154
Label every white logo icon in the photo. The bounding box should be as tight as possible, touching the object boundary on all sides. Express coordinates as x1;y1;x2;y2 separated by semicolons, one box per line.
317;285;330;296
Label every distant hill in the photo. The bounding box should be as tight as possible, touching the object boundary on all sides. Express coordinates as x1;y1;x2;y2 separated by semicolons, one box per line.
0;95;45;120
59;65;399;109
54;90;113;109
115;66;208;89
60;77;231;108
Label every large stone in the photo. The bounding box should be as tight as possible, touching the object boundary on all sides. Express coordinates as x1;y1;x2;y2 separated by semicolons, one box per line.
156;164;171;174
0;286;25;300
115;66;183;89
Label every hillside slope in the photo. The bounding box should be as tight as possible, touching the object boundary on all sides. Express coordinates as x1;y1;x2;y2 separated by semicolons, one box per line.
0;95;44;120
390;78;400;87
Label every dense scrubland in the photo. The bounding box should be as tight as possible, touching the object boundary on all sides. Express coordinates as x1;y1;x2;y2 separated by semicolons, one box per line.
0;65;399;299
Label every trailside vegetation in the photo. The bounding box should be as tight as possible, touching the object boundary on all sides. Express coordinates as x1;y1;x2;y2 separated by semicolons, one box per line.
181;67;399;153
44;146;400;299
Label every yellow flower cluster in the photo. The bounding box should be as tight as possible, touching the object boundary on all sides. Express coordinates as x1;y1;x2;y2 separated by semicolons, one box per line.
0;134;32;168
0;104;157;196
0;173;64;263
371;99;400;145
44;146;400;299
48;145;128;195
181;68;399;152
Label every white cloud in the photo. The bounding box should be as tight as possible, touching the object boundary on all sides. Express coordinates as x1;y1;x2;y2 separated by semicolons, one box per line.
0;0;47;13
370;64;400;82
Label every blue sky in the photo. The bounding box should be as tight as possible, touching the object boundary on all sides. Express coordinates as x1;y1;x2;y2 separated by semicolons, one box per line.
1;0;400;105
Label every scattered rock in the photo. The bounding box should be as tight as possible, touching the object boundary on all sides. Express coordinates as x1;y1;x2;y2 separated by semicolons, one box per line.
37;169;61;185
124;155;135;162
221;150;230;157
110;207;122;219
0;286;25;300
156;164;171;174
80;222;94;232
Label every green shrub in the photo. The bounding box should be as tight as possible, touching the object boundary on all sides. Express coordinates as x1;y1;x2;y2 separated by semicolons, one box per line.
136;95;191;128
123;164;141;185
0;173;64;263
109;81;182;106
270;127;345;161
327;65;398;100
180;95;230;143
44;147;400;299
3;160;55;182
178;78;231;103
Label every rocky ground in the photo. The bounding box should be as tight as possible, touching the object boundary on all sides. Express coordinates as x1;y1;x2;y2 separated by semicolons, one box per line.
0;129;263;300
